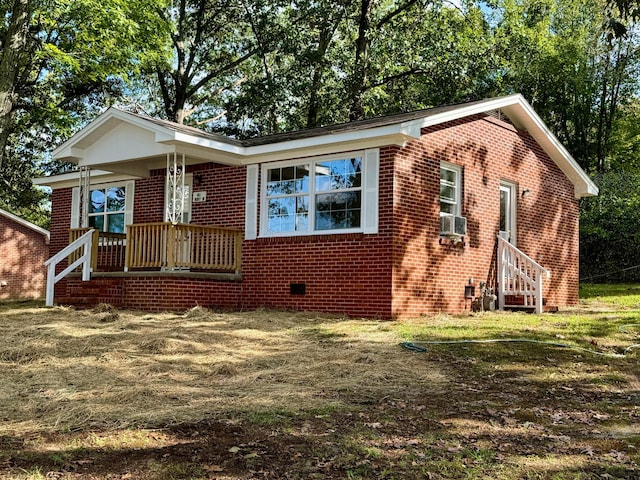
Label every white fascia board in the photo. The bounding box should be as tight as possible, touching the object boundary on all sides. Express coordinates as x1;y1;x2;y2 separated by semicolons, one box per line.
239;125;421;164
168;132;246;157
414;94;597;199
418;94;526;130
160;123;420;165
80;162;151;178
500;100;598;199
0;208;50;243
33;170;142;190
53;146;85;163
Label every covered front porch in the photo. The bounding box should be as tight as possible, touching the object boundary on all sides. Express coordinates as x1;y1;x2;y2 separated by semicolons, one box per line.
69;223;242;274
45;222;242;307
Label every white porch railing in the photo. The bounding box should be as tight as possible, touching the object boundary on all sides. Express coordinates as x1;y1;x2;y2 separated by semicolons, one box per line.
44;229;95;307
497;236;550;314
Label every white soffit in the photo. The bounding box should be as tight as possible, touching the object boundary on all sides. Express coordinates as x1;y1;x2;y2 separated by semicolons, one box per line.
412;94;598;199
49;97;597;198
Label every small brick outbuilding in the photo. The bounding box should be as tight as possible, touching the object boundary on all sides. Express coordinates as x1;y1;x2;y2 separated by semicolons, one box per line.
36;94;597;318
0;208;50;301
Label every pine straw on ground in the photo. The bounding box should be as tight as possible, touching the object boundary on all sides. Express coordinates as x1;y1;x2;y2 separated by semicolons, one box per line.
0;304;447;435
1;301;638;479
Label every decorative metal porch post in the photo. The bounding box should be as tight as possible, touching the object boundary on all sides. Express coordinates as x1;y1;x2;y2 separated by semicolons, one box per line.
78;166;90;228
165;152;186;224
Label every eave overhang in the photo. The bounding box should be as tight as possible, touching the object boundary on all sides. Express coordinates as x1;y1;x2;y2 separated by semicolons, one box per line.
0;208;50;244
41;95;597;199
34;170;142;190
409;94;598;199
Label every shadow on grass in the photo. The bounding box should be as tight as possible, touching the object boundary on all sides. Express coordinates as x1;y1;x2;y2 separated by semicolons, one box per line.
1;306;639;479
580;283;640;299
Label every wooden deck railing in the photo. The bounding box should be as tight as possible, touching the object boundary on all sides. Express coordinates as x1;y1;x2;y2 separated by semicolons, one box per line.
69;228;126;271
125;222;242;274
497;236;550;314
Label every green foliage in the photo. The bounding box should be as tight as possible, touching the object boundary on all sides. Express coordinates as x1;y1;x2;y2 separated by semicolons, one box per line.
0;0;639;267
580;169;640;282
0;0;170;222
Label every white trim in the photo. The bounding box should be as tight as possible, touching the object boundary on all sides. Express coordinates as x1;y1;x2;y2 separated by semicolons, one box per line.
71;187;80;228
34;170;141;190
259;152;369;238
499;180;517;246
41;95;598;199
72;180;134;232
362;149;379;234
0;208;50;244
124;180;135;227
440;161;462;217
245;165;259;240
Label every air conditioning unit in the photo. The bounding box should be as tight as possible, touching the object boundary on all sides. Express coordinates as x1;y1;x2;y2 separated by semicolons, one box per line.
440;215;467;237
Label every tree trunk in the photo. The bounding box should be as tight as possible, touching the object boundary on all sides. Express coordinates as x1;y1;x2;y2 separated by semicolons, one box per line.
349;0;372;121
306;25;336;128
0;0;32;167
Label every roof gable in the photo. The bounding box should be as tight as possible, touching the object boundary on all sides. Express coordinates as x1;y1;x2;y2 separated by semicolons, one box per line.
0;208;50;244
44;95;597;198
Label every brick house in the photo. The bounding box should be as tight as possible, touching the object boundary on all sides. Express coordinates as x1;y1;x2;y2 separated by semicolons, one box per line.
36;94;597;318
0;208;50;301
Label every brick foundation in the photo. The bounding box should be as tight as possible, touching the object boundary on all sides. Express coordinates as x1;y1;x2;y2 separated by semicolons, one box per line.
49;113;581;319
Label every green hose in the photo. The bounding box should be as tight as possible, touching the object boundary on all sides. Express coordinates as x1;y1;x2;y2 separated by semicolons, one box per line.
401;337;639;358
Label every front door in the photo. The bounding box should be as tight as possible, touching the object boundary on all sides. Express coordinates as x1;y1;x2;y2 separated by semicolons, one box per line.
499;181;517;245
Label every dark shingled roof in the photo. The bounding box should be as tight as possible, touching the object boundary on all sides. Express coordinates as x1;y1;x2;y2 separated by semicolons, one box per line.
122;98;494;147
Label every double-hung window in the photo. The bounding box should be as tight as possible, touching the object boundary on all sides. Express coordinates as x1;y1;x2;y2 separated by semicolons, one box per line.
440;162;462;217
89;186;126;233
255;151;378;238
71;180;134;232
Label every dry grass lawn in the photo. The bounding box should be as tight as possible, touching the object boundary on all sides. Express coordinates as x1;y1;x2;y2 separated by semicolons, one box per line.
0;290;638;479
0;304;446;433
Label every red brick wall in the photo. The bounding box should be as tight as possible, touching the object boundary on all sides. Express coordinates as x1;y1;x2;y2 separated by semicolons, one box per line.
240;149;395;319
133;174;165;224
391;114;580;317
49;188;73;299
189;163;246;228
0;214;49;300
49;114;581;318
64;276;241;311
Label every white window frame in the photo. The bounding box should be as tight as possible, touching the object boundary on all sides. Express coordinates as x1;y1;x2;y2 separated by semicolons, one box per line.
440;161;462;217
71;180;135;233
258;150;377;238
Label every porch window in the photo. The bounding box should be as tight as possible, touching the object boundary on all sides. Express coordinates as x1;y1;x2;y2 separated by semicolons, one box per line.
440;162;462;216
71;180;134;231
256;150;378;237
89;186;126;233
